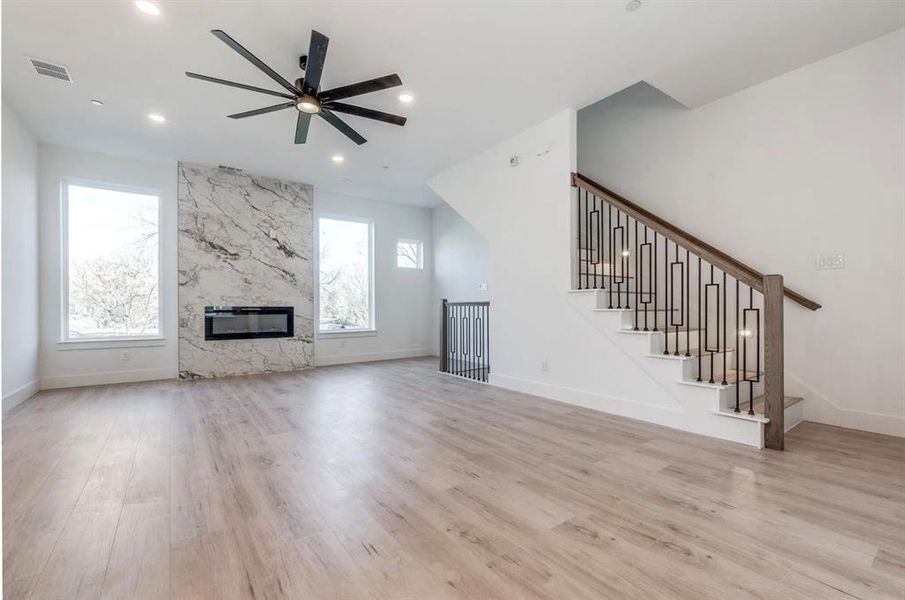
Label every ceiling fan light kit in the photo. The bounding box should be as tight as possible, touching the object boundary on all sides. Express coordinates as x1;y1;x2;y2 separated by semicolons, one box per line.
186;29;407;146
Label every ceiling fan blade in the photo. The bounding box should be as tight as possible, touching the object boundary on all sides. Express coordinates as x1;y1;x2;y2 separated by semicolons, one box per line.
319;74;402;102
301;30;329;96
323;102;407;126
227;102;296;119
295;112;311;144
211;30;299;96
185;72;296;100
318;110;367;145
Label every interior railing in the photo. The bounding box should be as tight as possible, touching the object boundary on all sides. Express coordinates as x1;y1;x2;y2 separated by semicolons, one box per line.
572;172;820;450
439;299;490;383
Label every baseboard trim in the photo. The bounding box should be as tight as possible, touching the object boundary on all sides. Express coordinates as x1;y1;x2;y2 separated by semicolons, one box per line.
490;372;683;418
316;347;433;367
787;371;905;438
41;367;176;390
2;379;40;413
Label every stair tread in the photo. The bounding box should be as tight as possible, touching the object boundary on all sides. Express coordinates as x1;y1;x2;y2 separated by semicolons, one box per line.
750;395;803;413
649;347;735;357
703;369;762;384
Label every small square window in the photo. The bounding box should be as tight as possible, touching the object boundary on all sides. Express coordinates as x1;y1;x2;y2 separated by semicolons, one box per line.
397;239;423;269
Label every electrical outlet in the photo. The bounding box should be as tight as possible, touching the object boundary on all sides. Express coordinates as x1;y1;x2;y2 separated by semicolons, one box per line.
540;358;549;372
478;282;487;291
121;351;130;361
816;253;845;270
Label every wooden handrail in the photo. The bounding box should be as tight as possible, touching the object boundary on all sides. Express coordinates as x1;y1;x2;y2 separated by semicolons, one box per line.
571;172;821;311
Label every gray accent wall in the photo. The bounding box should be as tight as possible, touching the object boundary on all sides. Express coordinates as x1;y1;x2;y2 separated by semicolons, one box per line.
177;163;314;378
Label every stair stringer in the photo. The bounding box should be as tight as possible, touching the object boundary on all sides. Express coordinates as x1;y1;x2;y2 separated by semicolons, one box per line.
567;290;765;448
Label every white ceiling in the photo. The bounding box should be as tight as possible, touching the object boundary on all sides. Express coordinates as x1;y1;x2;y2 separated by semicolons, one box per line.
3;1;903;207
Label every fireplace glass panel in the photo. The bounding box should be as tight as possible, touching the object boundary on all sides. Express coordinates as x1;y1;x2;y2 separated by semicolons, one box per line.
204;307;294;340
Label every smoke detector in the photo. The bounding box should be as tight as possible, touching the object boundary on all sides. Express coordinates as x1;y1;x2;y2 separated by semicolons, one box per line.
27;57;73;83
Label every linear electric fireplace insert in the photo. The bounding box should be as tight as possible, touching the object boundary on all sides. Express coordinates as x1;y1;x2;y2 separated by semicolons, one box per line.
204;306;294;341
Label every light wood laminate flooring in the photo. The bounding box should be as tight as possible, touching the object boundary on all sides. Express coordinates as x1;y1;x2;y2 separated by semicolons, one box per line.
3;358;903;599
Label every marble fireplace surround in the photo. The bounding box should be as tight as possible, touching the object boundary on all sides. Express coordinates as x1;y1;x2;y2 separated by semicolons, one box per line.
177;163;314;378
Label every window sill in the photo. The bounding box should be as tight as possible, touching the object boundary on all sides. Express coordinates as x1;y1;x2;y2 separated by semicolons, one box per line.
57;337;167;351
317;329;378;339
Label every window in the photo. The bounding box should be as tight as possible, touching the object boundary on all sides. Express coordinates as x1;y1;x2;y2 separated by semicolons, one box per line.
63;181;160;340
397;239;423;269
318;217;373;332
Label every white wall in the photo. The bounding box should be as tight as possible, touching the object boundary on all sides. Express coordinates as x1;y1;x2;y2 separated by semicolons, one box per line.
577;30;905;436
430;202;490;351
315;190;434;365
38;144;178;388
430;110;691;422
432;202;490;304
2;101;40;410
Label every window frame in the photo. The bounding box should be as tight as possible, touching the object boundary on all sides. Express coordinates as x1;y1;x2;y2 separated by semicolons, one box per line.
59;177;164;345
396;238;424;270
316;214;376;336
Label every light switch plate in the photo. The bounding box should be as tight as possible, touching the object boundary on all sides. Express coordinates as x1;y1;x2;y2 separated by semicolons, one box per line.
478;282;488;291
816;253;845;270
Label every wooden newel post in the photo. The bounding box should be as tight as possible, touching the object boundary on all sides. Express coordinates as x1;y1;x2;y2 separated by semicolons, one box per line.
440;299;449;373
763;274;784;450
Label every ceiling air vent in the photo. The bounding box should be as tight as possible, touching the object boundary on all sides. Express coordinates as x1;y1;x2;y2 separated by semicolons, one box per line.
28;57;72;83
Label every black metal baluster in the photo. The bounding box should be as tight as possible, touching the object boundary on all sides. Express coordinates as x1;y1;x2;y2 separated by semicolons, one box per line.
484;304;488;381
685;248;691;356
576;188;581;289
469;304;474;380
665;239;671;355
643;227;649;330
697;256;702;381
673;242;681;356
749;286;757;415
622;213;632;310
721;271;728;385
653;232;658;331
709;264;715;383
633;219;639;330
617;210;623;309
486;303;490;380
607;204;613;308
735;280;740;412
450;306;456;375
583;190;589;291
474;304;479;380
594;196;603;290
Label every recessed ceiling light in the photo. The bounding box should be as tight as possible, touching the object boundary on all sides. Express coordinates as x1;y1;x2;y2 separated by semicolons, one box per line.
625;0;641;11
148;113;166;123
135;1;161;16
398;92;414;103
331;155;344;164
90;99;104;106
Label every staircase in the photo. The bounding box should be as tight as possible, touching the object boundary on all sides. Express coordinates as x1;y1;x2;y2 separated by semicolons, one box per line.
570;173;819;450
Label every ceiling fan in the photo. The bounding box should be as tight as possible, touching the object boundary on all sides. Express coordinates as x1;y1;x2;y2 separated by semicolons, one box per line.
186;29;407;145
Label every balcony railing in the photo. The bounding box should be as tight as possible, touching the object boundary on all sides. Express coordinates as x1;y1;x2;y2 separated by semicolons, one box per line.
440;299;490;383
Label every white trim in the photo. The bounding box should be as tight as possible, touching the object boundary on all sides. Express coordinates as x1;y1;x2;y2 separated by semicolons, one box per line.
315;214;376;334
490;371;764;448
59;178;164;343
2;379;40;413
40;366;175;390
316;329;378;339
316;347;432;367
787;371;905;438
56;336;166;350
